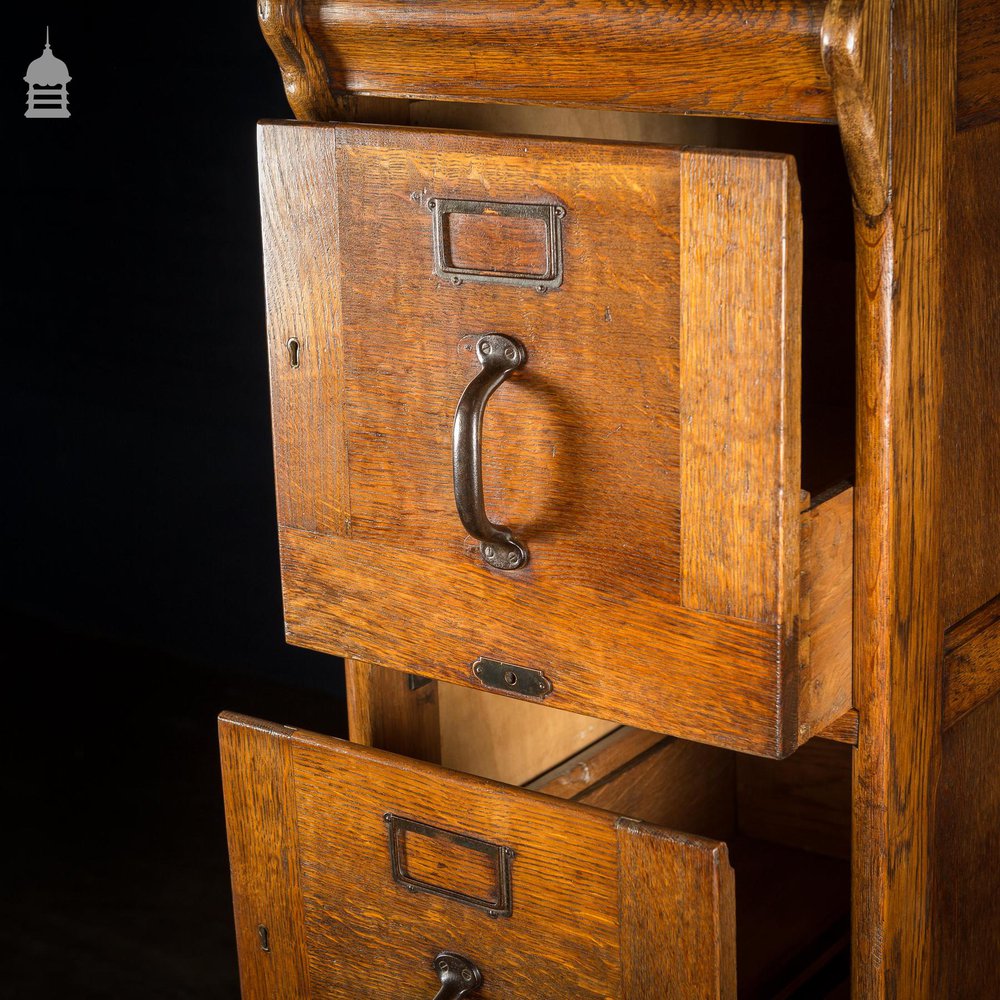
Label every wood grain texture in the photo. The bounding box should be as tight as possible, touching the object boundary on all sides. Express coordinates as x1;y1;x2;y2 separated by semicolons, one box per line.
797;487;854;742
851;213;934;998
218;715;312;998
934;689;1000;997
398;823;501;903
334;125;684;604
297;0;835;123
445;212;547;275
818;709;860;745
262;120;850;757
957;0;1000;128
680;150;802;630
343;658;378;746
847;0;954;994
293;728;618;997
528;727;667;799
282;523;842;757
617;820;736;1000
821;0;891;218
942;119;1000;626
944;587;1000;653
737;738;852;859
943;594;1000;730
578;739;737;843
259;123;350;535
344;659;442;761
220;713;736;999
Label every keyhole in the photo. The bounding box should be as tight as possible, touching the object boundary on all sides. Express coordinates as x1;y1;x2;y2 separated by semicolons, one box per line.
286;338;300;368
258;924;270;952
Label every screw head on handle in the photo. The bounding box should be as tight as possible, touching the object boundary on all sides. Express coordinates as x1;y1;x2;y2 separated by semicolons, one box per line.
432;951;483;998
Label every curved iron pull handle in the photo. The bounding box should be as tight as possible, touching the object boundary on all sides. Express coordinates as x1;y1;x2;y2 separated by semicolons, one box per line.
453;334;528;571
431;952;483;999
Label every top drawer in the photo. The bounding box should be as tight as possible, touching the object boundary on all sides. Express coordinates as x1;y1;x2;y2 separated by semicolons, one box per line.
261;121;852;758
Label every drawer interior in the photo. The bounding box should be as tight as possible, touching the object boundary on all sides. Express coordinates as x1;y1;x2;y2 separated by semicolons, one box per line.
347;664;852;999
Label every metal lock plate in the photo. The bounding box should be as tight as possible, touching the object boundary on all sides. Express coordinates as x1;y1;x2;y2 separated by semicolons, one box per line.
471;658;552;700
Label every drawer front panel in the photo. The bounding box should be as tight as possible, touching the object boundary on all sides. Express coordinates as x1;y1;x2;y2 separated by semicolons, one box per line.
261;121;808;755
335;127;682;601
220;713;735;999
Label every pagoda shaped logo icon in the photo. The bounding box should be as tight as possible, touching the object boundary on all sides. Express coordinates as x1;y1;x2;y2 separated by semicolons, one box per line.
25;28;71;118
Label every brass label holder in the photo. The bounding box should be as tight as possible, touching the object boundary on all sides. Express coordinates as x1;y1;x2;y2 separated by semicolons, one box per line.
428;197;565;291
384;814;515;919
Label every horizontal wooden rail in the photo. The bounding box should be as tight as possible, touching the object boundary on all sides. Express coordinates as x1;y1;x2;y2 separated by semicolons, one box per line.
263;1;997;129
262;0;837;123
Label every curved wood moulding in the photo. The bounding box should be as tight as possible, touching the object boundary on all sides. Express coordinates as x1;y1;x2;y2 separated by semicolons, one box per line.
259;0;341;120
260;0;838;123
821;0;889;219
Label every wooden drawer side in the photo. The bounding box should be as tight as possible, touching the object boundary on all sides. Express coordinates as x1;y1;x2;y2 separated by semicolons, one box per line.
797;486;855;742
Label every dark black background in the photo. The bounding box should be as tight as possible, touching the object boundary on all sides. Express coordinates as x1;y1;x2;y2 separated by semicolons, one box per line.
5;4;346;995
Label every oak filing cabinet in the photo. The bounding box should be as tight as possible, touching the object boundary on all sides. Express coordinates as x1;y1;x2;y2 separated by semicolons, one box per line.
220;3;1000;997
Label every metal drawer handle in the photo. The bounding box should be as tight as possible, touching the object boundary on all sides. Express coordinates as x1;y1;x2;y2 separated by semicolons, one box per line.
432;952;483;1000
453;334;527;571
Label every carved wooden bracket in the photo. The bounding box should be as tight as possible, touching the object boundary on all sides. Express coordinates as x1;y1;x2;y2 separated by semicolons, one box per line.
821;0;890;219
258;0;340;121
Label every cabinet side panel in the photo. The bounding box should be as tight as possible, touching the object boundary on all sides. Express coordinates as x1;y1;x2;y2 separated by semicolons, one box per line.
849;0;952;991
957;0;1000;128
934;691;1000;996
942;119;1000;625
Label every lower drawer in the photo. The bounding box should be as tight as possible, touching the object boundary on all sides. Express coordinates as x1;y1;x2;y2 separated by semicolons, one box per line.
220;712;734;999
220;695;850;998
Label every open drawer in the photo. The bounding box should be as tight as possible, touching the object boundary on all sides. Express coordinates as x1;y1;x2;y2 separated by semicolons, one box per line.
220;698;850;998
261;120;853;758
